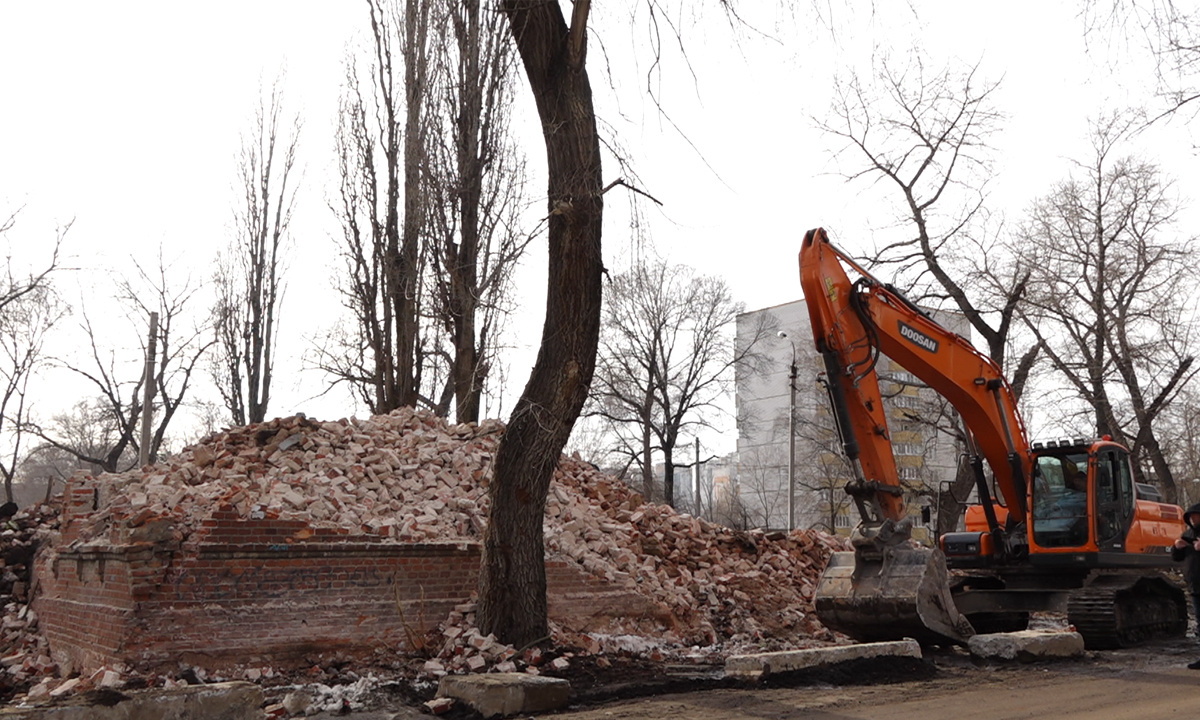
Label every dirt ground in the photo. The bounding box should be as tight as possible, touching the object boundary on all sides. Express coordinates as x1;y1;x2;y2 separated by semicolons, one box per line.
527;637;1200;720
329;633;1200;720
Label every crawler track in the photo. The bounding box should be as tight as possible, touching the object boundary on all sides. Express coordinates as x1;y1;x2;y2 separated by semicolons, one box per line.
1066;573;1186;649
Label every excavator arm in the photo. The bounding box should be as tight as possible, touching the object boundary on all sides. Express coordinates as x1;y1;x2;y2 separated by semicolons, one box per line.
801;227;1034;645
800;228;1034;527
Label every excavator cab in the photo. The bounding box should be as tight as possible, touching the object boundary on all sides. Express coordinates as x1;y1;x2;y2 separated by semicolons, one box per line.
1028;440;1140;553
1030;451;1092;548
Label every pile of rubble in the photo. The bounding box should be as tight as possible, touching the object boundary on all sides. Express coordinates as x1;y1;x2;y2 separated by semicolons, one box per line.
67;411;504;549
18;407;849;705
545;468;843;647
64;408;844;649
0;503;60;698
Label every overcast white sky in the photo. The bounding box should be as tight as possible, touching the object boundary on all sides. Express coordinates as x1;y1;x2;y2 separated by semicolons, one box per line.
1;1;1196;451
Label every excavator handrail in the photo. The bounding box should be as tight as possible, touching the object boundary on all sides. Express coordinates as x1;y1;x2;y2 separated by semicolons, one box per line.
799;227;1034;527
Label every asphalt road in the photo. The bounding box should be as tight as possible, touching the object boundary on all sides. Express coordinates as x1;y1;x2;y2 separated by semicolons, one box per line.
318;635;1200;719
526;639;1200;720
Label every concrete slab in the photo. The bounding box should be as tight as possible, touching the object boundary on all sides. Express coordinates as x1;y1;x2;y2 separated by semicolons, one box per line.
0;681;262;720
968;630;1085;661
437;673;570;718
725;639;922;679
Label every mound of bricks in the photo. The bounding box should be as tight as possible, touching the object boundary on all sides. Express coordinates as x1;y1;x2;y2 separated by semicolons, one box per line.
25;407;846;698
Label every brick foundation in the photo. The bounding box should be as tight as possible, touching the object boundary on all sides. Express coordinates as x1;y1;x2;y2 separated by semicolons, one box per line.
34;479;666;674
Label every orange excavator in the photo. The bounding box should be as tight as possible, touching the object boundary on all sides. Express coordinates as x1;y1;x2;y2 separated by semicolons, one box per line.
800;227;1186;648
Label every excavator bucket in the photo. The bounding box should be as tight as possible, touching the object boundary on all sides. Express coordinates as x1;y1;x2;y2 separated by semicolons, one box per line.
814;546;975;646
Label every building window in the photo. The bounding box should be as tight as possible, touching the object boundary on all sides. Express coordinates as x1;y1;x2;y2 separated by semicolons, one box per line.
893;443;924;456
898;466;920;480
892;394;921;409
834;513;854;528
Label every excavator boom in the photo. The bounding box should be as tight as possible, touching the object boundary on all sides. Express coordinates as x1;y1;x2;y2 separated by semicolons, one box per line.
799;228;1034;521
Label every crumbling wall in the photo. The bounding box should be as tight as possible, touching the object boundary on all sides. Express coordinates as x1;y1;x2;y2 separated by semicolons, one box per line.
36;491;661;674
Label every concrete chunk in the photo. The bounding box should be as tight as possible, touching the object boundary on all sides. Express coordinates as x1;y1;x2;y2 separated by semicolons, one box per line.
0;681;262;719
725;639;922;679
968;630;1085;661
437;673;570;718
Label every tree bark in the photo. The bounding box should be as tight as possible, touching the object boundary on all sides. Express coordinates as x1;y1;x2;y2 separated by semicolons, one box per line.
640;400;654;501
477;0;602;648
399;0;428;408
662;452;676;507
451;0;484;423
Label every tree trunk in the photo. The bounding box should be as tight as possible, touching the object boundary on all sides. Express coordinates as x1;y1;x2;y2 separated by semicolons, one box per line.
476;0;602;649
399;0;428;408
641;387;654;500
641;425;654;500
662;450;676;507
1139;434;1178;504
936;454;976;536
451;0;483;424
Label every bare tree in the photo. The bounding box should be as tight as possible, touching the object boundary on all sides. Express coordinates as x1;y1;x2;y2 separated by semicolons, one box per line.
793;414;857;533
819;49;1041;525
477;0;796;647
14;443;85;505
570;410;650;496
1083;1;1200;125
476;0;604;649
587;309;659;502
0;211;64;318
1155;385;1200;502
0;284;63;504
211;79;300;426
734;445;788;528
818;50;1032;375
587;260;757;507
320;0;434;414
29;399;126;477
34;255;215;473
0;213;67;503
1019;113;1197;501
425;0;532;423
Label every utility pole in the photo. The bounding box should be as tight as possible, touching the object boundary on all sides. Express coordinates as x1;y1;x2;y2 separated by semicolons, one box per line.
139;312;158;467
779;331;798;532
678;440;717;520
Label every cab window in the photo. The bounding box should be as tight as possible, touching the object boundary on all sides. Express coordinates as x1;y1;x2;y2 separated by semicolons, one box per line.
1032;453;1089;548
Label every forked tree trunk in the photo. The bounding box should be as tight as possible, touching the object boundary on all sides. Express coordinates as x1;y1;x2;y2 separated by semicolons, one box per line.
476;0;602;648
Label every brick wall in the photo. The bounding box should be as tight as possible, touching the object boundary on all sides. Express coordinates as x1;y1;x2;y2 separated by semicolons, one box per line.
35;479;665;674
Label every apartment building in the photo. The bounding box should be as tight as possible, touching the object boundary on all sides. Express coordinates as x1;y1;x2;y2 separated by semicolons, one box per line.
734;299;967;533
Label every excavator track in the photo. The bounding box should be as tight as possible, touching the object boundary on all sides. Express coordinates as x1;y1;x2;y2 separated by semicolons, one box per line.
1066;573;1186;649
